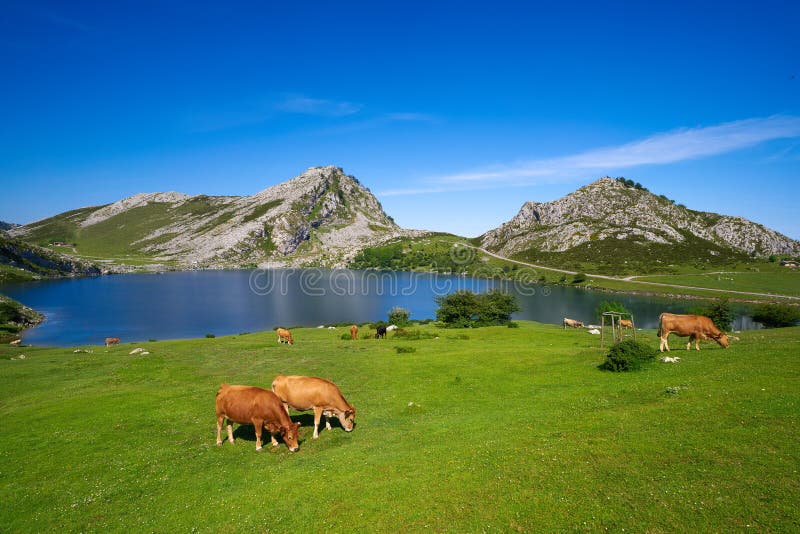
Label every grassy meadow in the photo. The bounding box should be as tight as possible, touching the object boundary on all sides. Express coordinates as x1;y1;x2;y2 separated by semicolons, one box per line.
1;322;799;532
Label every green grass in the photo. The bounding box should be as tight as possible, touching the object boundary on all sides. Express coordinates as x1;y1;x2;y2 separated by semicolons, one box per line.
512;232;753;276
1;322;798;531
631;270;800;297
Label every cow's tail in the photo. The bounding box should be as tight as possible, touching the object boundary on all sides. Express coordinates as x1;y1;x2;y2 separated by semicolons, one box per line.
656;313;664;338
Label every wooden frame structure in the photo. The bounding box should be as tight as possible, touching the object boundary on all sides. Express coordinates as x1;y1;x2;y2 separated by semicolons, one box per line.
600;311;635;347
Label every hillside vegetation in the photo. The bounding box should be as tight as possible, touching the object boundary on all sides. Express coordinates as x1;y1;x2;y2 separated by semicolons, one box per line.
0;294;43;342
1;322;798;531
0;232;101;282
8;167;415;270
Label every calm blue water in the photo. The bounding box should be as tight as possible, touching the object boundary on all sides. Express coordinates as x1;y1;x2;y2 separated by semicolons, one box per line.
0;269;758;346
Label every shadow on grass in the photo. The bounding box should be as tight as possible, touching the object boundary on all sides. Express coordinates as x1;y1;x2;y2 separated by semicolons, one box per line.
227;412;353;447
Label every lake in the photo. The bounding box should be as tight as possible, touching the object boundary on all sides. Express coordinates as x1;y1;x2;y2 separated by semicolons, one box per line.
0;269;759;347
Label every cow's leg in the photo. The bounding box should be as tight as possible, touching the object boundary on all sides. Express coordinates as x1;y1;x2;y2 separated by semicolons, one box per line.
325;414;332;431
282;402;291;417
252;419;263;451
216;415;225;445
660;334;669;352
226;421;234;444
695;336;701;351
313;406;323;439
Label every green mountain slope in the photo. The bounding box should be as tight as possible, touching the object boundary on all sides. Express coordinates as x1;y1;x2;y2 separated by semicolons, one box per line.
9;167;415;269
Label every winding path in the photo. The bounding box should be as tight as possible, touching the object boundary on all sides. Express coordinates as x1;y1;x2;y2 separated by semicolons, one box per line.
460;244;799;301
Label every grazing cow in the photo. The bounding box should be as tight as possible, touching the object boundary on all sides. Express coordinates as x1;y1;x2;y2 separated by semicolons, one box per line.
105;337;120;348
272;375;356;439
657;313;729;352
563;318;584;329
215;384;300;452
619;319;633;329
375;325;387;339
276;328;293;345
349;325;358;340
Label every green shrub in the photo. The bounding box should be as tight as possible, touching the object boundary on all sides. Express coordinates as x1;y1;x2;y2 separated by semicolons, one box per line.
340;332;352;340
507;321;519;328
688;298;733;331
752;304;800;328
394;329;437;340
572;273;587;284
599;340;656;372
388;306;411;327
435;290;519;328
205;333;216;338
395;346;417;354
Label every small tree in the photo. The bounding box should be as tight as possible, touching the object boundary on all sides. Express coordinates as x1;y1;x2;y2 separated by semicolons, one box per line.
435;290;481;328
689;298;733;331
595;301;631;322
752;304;800;328
435;290;519;328
478;290;520;325
388;306;411;327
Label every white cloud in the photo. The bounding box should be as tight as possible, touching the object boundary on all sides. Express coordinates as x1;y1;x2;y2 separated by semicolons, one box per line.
383;115;800;195
275;96;362;117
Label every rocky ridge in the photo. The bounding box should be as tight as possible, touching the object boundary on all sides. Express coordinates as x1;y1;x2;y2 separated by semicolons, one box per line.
10;166;422;269
480;177;800;258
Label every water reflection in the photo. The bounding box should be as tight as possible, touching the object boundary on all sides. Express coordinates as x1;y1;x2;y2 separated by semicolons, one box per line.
0;269;758;347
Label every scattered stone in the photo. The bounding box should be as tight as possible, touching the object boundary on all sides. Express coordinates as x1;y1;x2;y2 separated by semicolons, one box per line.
588;329;601;335
660;356;681;363
129;347;147;355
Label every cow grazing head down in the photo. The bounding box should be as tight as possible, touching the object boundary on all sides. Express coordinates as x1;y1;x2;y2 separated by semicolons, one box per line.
328;407;356;432
280;422;301;452
713;331;730;349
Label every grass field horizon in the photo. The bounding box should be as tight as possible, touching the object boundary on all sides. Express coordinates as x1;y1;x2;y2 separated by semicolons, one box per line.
1;321;798;531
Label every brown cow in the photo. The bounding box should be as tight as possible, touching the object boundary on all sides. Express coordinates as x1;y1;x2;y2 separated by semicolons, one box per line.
215;384;300;452
105;337;120;348
349;325;358;340
563;318;583;329
658;313;729;352
276;328;293;345
619;319;633;329
272;375;356;439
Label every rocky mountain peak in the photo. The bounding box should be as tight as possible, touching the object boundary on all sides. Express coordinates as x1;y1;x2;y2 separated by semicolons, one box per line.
482;177;800;258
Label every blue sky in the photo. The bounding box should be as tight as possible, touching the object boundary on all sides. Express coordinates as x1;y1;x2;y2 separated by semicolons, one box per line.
1;1;799;239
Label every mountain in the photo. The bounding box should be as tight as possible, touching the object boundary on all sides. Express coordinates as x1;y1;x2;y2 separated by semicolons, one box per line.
479;177;800;272
0;233;102;282
0;221;20;232
8;166;419;269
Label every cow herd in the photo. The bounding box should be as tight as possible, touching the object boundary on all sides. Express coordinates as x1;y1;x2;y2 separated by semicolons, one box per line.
100;313;728;454
563;312;730;352
215;375;356;453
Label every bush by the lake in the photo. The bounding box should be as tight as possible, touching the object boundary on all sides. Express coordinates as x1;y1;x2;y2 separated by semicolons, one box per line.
435;289;520;328
689;298;733;331
751;303;800;328
600;339;656;372
388;306;411;327
595;301;631;322
394;328;438;340
572;272;588;284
